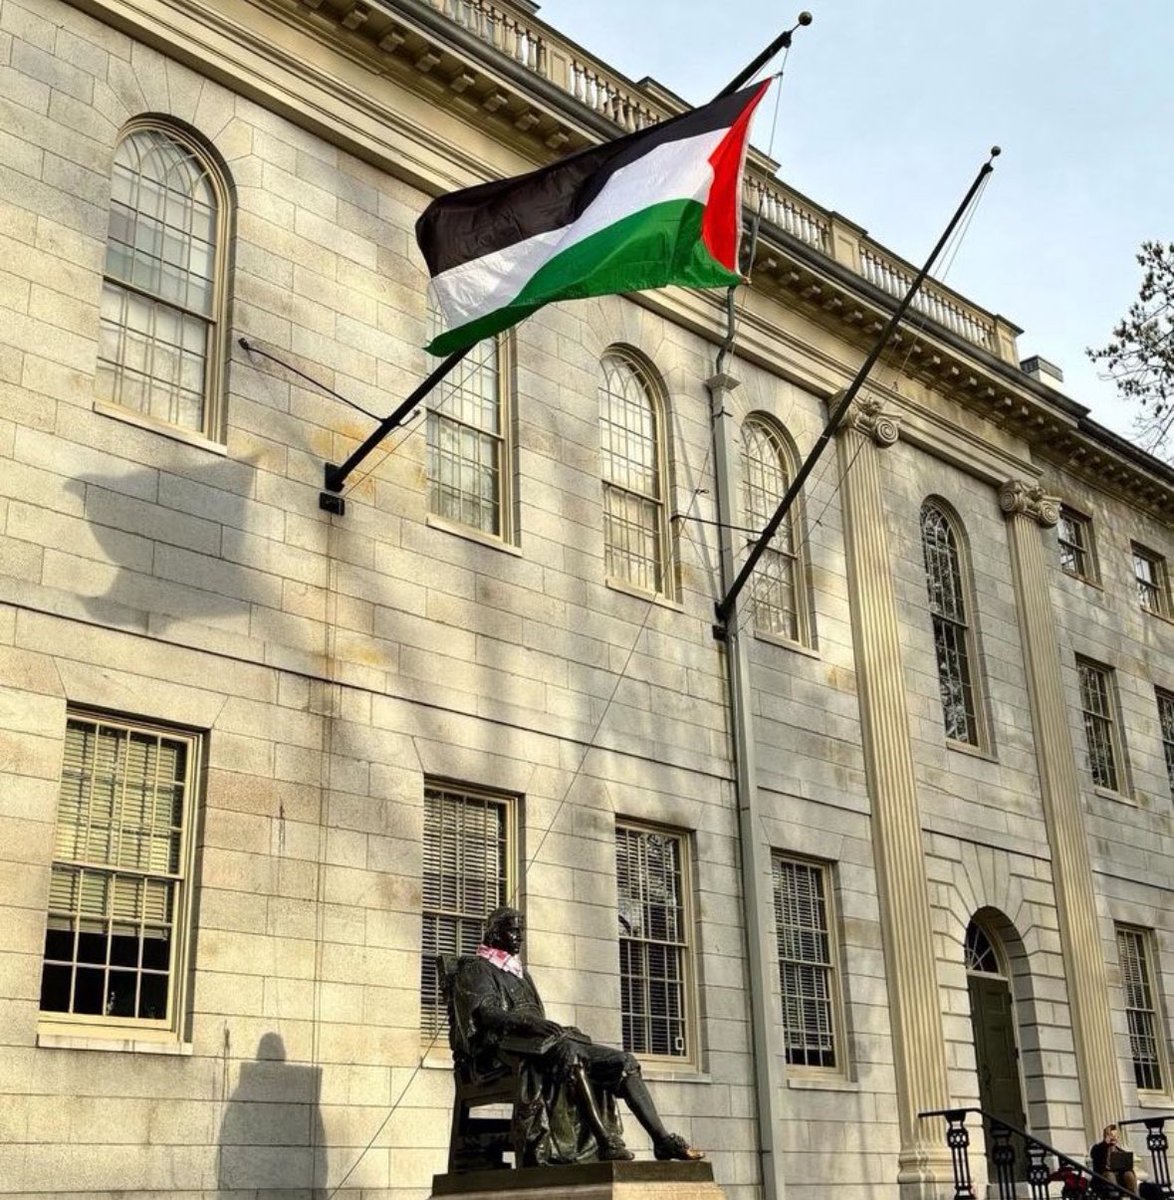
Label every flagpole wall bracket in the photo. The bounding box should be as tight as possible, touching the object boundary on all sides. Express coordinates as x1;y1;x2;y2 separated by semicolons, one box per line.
320;464;346;516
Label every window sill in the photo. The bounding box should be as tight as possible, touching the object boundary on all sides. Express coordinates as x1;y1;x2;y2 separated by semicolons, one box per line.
93;399;228;455
1137;1089;1174;1109
639;1066;709;1084
37;1029;193;1055
1092;786;1138;807
786;1073;856;1092
426;514;520;555
1140;606;1174;627
946;738;997;764
752;631;820;658
605;577;683;611
1059;569;1103;591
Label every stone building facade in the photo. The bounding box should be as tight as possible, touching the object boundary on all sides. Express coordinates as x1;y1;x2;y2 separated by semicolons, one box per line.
0;1;1170;1198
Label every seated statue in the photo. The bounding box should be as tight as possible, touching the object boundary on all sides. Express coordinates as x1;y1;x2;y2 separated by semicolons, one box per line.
447;905;703;1167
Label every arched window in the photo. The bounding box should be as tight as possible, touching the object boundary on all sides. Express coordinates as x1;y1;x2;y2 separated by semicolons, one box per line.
426;301;512;539
964;921;1001;975
599;351;668;595
95;121;231;439
741;415;808;643
920;501;981;745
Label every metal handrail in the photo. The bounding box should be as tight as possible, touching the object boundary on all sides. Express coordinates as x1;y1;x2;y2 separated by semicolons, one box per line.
920;1107;1146;1200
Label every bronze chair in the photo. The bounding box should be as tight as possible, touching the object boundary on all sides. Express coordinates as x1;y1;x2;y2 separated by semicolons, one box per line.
436;954;522;1173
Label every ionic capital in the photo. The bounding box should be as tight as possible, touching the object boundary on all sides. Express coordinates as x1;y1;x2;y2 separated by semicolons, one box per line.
850;395;900;446
998;479;1060;527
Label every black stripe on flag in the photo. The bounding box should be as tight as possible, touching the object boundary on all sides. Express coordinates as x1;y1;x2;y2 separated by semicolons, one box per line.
416;84;763;277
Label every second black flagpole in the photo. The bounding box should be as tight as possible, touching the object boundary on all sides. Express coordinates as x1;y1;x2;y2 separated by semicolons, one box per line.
319;17;816;512
714;145;1001;629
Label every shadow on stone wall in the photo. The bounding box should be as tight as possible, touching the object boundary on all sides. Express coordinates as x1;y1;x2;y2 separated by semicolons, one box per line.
217;1032;327;1198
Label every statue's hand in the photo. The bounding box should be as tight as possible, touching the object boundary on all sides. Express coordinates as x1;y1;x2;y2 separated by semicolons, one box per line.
525;1017;565;1039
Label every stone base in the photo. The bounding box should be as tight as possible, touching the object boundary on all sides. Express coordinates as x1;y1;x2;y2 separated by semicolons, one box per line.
431;1160;723;1200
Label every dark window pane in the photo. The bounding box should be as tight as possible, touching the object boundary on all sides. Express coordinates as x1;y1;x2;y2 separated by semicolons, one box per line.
73;967;106;1015
139;973;168;1020
40;964;72;1012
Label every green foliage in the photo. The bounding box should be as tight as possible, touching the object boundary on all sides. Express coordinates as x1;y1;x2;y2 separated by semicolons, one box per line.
1087;240;1174;458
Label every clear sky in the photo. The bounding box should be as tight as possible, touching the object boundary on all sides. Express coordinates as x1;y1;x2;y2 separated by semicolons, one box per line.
539;0;1174;443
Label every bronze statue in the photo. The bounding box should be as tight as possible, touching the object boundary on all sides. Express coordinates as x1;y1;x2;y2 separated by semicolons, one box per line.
445;906;704;1167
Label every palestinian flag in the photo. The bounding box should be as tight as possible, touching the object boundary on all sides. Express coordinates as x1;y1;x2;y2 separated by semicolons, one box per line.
417;81;770;357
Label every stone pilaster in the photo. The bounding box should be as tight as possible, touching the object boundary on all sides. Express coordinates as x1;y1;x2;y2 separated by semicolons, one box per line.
838;398;951;1197
999;478;1122;1140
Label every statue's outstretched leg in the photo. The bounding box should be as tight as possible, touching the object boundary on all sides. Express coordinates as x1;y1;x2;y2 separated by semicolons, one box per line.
617;1063;704;1162
570;1062;633;1161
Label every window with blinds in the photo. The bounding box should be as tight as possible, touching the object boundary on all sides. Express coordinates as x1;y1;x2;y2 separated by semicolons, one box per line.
773;855;842;1071
616;823;692;1062
1115;925;1167;1092
40;714;200;1033
419;784;512;1041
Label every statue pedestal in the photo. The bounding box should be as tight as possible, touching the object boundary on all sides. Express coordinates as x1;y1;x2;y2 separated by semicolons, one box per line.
431;1160;724;1200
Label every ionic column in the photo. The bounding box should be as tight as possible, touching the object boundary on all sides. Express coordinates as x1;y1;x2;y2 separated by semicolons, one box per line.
999;479;1122;1139
838;398;951;1196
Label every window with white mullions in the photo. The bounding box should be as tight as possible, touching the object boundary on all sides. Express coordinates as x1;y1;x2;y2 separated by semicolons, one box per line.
599;352;669;596
773;856;842;1070
426;303;510;538
1077;657;1124;792
1058;506;1096;581
1132;543;1169;616
1115;925;1167;1092
920;502;981;746
616;824;692;1061
741;416;810;644
419;783;512;1040
96;123;230;438
40;715;199;1033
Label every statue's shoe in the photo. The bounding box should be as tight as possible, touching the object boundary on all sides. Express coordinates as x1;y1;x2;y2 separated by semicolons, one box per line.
654;1134;704;1162
599;1136;635;1161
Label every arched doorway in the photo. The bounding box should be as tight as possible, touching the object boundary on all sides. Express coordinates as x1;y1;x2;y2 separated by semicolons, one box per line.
965;919;1028;1174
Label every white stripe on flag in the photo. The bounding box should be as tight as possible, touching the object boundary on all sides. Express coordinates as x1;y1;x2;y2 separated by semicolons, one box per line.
430;126;728;332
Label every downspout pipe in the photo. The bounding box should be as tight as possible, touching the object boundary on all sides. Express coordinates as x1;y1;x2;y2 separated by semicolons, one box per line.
708;295;787;1200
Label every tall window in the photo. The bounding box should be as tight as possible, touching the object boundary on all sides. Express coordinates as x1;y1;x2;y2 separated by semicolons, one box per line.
1156;689;1174;798
742;416;808;643
419;783;512;1040
1132;543;1169;616
921;502;980;745
1116;926;1167;1092
40;713;200;1036
426;303;510;538
773;855;842;1070
95;122;230;439
615;823;692;1061
1058;506;1096;581
599;352;668;595
1077;657;1125;792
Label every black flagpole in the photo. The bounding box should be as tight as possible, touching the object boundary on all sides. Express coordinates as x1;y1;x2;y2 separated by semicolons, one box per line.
714;145;1001;630
318;15;815;513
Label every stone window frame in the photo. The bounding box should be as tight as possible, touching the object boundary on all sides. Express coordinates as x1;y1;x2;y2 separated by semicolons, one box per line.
1075;655;1130;796
1114;924;1170;1095
94;117;233;448
598;348;674;600
740;413;814;648
419;780;517;1043
425;302;516;544
1057;504;1098;583
614;820;697;1067
919;498;987;750
38;710;203;1045
772;853;847;1076
1131;542;1170;617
